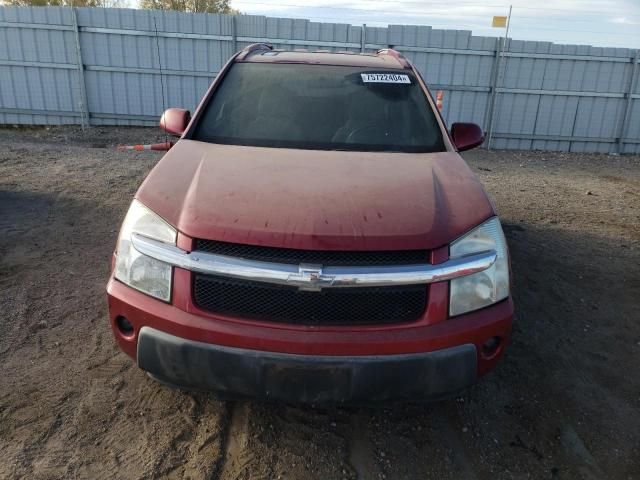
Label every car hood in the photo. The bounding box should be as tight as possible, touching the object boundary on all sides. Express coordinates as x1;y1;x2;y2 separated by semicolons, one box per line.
136;140;494;251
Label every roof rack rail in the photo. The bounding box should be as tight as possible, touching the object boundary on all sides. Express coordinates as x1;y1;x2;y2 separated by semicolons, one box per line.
236;43;273;61
376;48;410;68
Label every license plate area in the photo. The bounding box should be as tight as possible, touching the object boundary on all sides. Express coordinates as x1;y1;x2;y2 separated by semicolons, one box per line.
262;362;352;404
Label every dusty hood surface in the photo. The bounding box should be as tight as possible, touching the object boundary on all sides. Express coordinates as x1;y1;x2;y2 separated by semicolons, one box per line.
136;140;494;250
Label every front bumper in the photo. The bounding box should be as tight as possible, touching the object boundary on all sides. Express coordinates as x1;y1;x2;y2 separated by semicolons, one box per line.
107;274;513;403
139;326;477;404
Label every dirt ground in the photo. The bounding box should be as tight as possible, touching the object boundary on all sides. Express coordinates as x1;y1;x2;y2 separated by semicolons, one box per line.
0;126;639;480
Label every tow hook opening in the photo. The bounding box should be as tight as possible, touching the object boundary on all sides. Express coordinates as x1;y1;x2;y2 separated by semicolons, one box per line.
481;336;502;358
116;316;135;337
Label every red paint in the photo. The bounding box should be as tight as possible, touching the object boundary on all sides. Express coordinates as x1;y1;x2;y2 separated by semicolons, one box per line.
136;142;494;250
107;276;511;376
451;122;485;152
160;108;191;137
107;48;514;385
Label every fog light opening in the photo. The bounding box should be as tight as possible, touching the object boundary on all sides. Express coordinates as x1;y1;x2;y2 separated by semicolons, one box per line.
116;316;134;336
481;336;501;358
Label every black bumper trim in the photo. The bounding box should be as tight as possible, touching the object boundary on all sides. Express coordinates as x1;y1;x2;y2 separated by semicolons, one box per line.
137;327;478;405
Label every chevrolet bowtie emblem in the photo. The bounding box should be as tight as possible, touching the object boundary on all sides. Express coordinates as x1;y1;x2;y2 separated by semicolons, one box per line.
287;264;335;291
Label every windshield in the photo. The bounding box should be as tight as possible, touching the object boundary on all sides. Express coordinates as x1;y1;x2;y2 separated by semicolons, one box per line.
191;62;446;153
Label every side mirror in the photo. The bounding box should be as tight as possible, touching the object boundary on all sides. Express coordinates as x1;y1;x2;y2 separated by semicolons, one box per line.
160;108;191;137
451;123;485;152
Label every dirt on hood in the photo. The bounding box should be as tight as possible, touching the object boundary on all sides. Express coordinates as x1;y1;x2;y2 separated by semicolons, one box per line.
136;139;494;250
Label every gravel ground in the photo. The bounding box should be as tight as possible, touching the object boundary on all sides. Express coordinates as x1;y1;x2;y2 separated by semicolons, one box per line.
0;126;639;480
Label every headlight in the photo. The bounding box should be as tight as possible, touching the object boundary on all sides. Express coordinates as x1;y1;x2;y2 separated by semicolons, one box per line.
114;200;176;301
449;217;509;316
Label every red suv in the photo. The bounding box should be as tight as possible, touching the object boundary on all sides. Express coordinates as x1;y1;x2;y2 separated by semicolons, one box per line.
107;44;513;404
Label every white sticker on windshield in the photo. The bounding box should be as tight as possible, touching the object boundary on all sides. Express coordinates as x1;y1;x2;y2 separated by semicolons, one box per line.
361;73;411;84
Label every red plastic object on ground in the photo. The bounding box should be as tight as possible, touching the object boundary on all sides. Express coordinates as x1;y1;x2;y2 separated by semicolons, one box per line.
117;142;173;151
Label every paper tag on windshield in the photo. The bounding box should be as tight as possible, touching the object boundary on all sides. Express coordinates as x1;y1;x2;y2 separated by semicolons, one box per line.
361;73;411;84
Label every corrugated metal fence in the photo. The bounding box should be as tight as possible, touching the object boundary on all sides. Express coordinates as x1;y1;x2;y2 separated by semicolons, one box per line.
1;6;639;153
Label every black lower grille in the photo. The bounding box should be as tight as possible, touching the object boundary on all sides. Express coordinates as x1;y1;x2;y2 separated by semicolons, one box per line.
193;274;427;326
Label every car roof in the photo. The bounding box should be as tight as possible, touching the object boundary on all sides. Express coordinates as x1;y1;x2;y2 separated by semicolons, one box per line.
236;48;410;70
